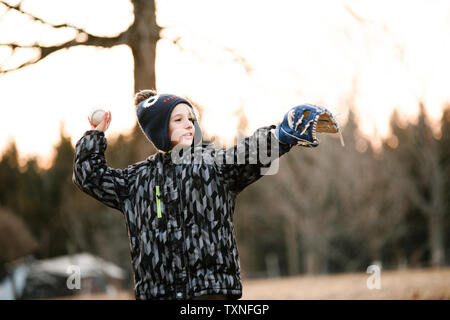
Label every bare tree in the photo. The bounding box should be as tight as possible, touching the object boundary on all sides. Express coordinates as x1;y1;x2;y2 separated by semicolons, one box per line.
384;103;447;268
407;103;446;267
0;0;160;160
256;107;412;275
0;0;159;89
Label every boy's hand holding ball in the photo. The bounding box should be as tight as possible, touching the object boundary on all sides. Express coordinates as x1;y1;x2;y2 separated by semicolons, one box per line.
88;108;111;132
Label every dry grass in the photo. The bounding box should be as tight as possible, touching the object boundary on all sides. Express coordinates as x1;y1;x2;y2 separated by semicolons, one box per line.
242;267;450;300
61;267;450;300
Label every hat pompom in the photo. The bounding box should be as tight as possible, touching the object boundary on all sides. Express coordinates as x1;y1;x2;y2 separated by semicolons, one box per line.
135;89;157;107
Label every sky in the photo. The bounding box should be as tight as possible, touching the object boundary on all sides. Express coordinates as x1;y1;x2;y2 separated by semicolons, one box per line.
1;0;450;168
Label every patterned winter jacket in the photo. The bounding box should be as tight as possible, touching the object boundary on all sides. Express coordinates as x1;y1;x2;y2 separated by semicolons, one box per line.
72;125;287;300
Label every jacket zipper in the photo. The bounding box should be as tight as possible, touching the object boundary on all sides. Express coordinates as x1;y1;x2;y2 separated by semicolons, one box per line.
155;185;162;218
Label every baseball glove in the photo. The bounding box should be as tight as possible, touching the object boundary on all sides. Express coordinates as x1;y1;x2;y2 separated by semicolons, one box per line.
275;104;344;148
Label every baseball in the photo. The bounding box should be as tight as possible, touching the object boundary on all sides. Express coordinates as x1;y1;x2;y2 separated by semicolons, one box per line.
89;108;106;126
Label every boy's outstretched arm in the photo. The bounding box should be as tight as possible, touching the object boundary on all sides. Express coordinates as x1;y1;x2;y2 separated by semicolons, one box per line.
215;104;342;194
214;124;287;194
72;130;129;212
72;111;128;212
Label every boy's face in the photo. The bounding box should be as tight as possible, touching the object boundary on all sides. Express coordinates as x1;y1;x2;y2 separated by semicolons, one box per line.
168;103;195;149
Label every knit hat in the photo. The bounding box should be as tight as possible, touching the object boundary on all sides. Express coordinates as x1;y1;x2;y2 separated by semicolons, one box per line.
136;93;203;152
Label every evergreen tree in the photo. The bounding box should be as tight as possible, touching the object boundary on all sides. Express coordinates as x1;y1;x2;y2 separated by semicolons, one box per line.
0;141;21;210
439;104;450;265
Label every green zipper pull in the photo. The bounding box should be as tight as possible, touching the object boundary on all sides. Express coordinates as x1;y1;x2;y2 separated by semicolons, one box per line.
155;185;162;219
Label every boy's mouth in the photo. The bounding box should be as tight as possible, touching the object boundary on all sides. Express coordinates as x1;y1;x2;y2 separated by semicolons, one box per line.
183;132;193;138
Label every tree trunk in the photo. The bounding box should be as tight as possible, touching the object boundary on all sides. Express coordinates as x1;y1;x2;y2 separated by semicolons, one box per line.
128;0;161;159
428;153;446;267
284;216;299;275
129;0;160;91
305;250;317;275
428;212;445;267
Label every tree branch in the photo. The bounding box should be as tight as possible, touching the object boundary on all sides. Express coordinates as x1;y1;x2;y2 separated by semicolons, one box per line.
0;0;86;33
343;2;406;63
343;3;366;25
160;26;253;75
0;29;129;73
0;0;132;74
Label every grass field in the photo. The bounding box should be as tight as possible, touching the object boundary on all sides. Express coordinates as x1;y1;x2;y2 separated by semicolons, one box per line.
64;267;450;300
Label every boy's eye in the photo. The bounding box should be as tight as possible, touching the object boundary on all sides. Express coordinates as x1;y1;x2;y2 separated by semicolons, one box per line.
173;117;193;123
